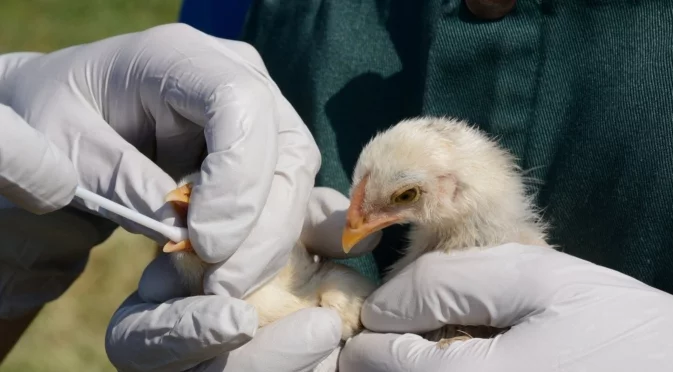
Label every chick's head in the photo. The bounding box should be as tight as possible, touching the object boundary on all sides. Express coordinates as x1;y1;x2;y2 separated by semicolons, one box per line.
342;116;530;252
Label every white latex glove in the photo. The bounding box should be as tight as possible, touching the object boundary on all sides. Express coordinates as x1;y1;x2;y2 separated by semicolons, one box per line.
106;187;382;372
0;24;371;371
0;23;321;299
0;103;77;214
339;244;673;372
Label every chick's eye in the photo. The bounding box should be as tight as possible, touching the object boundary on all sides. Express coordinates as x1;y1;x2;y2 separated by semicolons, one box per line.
392;187;420;204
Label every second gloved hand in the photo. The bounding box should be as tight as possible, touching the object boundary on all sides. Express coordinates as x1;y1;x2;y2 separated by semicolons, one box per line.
339;244;673;372
106;187;382;372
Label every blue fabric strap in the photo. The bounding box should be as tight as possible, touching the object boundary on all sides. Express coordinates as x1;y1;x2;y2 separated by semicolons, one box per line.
179;0;253;39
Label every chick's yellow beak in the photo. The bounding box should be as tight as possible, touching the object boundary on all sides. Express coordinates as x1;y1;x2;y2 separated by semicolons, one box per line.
342;176;400;253
342;214;365;254
342;212;399;253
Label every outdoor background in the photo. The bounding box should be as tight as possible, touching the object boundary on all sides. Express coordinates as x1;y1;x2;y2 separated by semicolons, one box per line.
1;1;182;371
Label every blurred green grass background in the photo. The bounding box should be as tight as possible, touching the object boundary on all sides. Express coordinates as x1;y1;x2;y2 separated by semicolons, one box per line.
0;0;181;52
0;1;182;371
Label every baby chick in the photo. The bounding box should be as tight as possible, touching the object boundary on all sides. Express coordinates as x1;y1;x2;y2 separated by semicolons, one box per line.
341;116;551;347
163;173;376;341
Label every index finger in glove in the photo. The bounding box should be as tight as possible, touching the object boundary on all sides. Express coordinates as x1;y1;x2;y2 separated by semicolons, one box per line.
129;25;323;296
202;92;321;297
301;187;382;259
129;25;323;285
125;24;319;264
121;22;322;299
106;292;258;372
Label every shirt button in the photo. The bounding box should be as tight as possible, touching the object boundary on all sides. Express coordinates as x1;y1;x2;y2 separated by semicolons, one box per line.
464;0;516;20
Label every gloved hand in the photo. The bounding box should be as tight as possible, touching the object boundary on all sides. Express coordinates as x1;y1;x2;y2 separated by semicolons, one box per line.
0;103;77;214
106;187;382;372
0;23;320;300
0;23;359;371
339;243;673;372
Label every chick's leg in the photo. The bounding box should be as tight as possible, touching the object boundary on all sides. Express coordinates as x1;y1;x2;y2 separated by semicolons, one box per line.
163;183;193;253
314;262;377;340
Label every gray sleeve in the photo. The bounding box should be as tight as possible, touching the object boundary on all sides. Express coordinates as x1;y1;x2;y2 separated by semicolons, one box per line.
0;104;77;214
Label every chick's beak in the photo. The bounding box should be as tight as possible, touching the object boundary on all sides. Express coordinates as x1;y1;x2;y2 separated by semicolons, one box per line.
342;177;400;253
342;210;399;253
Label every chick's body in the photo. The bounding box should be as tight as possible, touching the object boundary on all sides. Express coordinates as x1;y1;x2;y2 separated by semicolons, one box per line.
168;115;550;347
343;116;551;346
167;172;376;341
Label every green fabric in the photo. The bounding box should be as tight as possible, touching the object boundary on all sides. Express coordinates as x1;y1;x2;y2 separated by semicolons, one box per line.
241;0;673;293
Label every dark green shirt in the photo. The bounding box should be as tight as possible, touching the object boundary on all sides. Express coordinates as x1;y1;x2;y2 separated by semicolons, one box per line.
236;0;673;292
